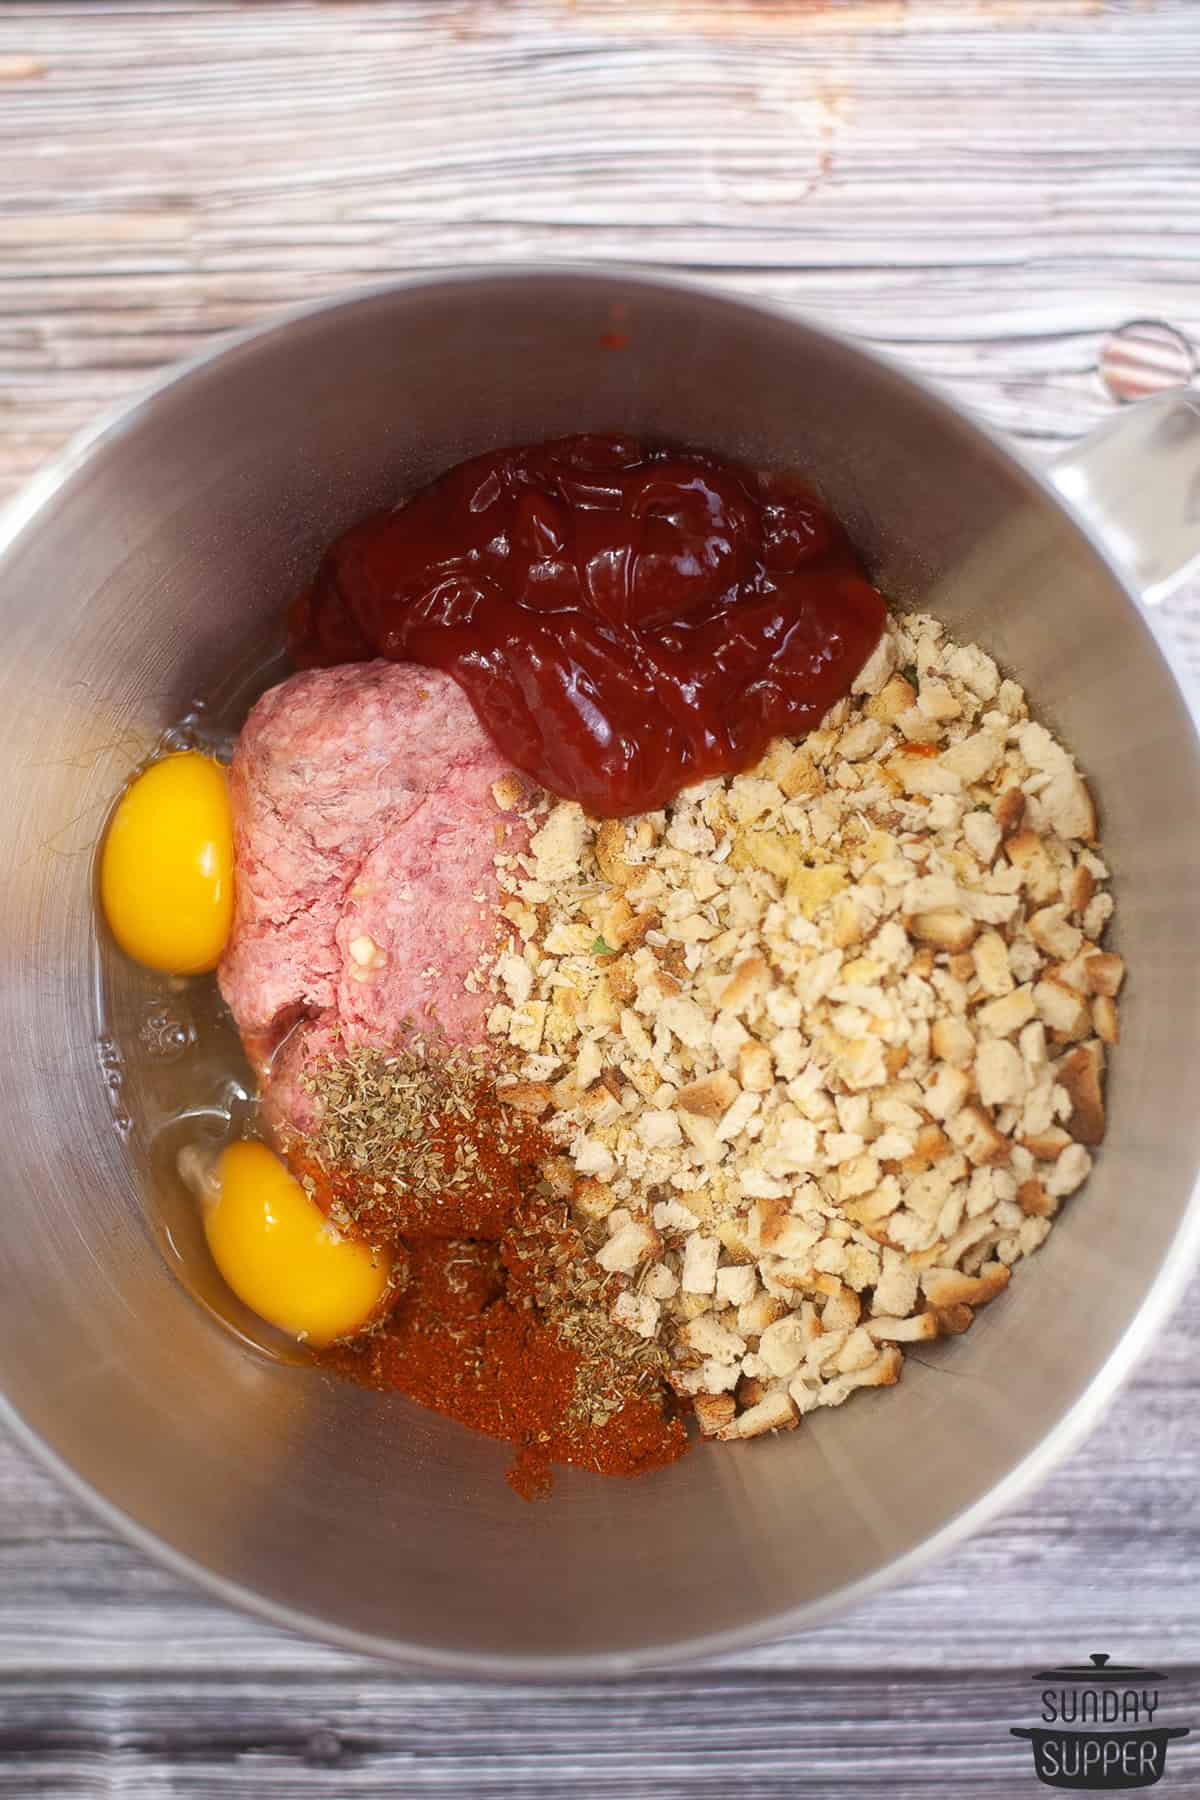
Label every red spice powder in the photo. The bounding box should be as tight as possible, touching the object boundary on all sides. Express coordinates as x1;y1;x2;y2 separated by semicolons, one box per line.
299;1047;688;1497
322;1232;687;1500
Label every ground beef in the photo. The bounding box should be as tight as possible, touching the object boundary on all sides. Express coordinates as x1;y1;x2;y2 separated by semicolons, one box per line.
218;660;522;1135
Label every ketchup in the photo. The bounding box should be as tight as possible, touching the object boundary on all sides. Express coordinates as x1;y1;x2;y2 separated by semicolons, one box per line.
289;435;886;817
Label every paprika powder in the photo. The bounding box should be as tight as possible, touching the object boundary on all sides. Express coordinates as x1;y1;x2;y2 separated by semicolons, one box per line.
295;1038;688;1497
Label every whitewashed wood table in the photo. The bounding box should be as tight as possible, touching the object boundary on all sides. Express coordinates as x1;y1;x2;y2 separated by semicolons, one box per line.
1;2;1198;1793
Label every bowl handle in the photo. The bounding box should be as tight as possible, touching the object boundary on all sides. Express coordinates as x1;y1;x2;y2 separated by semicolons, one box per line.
1049;390;1200;605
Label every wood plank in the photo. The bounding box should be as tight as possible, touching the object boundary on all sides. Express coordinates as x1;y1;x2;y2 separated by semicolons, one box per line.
0;0;1197;491
0;1669;1196;1798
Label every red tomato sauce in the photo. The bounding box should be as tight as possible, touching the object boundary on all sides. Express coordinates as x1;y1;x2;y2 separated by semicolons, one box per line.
289;434;886;816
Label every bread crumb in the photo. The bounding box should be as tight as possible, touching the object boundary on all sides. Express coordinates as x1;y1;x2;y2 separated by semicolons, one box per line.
480;612;1117;1438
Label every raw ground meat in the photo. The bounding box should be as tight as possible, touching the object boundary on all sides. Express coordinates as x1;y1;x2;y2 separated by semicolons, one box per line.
218;660;524;1136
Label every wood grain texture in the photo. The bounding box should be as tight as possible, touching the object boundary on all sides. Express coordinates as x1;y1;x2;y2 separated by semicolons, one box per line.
0;1669;1195;1799
0;0;1199;1792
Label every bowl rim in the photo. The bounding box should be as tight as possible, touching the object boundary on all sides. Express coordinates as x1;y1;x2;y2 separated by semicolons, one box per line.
2;260;1199;1679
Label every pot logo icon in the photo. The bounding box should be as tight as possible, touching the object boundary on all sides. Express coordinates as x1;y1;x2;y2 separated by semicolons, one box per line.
1012;1653;1191;1790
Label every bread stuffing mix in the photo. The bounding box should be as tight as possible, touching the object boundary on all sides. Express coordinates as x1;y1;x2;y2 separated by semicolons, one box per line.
484;610;1120;1444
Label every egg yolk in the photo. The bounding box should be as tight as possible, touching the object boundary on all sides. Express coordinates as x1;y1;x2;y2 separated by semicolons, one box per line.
100;751;234;974
204;1141;393;1346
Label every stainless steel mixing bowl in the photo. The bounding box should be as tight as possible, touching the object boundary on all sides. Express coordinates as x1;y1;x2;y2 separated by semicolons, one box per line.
1;267;1199;1673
